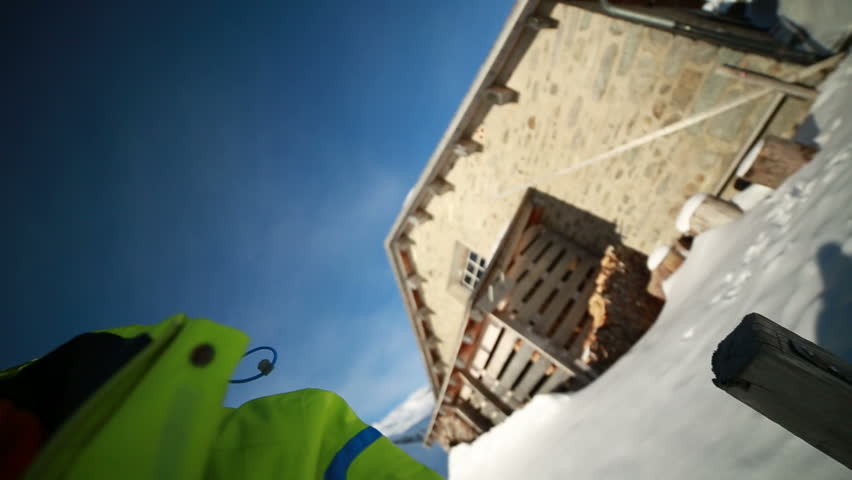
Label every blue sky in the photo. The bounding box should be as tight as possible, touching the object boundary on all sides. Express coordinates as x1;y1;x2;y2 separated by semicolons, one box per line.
0;1;513;422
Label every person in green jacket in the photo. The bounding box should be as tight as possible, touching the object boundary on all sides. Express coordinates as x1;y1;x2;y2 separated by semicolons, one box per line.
0;314;443;480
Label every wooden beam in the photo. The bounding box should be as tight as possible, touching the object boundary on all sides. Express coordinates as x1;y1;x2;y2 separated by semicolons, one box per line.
676;194;743;236
736;136;817;189
453;138;483;157
414;305;431;322
488;312;580;380
456;401;494;434
407;207;433;226
525;15;558;30
405;273;425;289
713;54;845;196
712;313;852;469
485;85;519;105
646;245;686;300
458;368;514;417
396;233;414;249
427;176;454;195
716;64;818;100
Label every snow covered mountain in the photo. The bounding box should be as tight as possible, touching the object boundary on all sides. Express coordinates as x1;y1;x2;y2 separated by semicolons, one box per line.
373;386;448;478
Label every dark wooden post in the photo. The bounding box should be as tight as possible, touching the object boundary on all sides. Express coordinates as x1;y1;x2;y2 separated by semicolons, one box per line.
712;313;852;469
736;136;818;189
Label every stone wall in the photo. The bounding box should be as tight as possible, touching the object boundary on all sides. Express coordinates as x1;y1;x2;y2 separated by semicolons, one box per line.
406;3;809;369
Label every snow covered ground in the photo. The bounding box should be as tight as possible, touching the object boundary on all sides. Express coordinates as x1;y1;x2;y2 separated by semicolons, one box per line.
373;386;449;477
449;56;852;479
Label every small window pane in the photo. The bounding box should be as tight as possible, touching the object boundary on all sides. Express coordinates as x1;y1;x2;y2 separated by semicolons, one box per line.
479;258;486;267
476;270;484;279
463;274;474;286
469;252;478;262
466;263;475;274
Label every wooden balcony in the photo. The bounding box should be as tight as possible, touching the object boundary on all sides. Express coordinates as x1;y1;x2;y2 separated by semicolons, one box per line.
426;189;663;449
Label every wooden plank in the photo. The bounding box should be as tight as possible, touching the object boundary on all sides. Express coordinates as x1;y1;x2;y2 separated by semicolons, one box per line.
467;389;484;409
712;313;852;469
537;368;572;394
516;232;553;277
473;270;515;313
459;368;514;417
459;384;472;400
494;342;535;397
503;233;559;315
510;355;551;402
518;237;573;321
479;321;502;353
550;260;600;346
471;349;491;372
484;328;518;380
738;135;817;189
513;243;569;322
499;212;539;275
479;401;507;424
565;318;595;358
456;401;494;433
489;312;577;381
531;251;585;336
505;226;545;279
516;224;545;260
485;85;519;105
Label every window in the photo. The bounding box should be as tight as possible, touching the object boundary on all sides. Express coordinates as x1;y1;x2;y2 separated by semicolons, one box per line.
447;242;489;304
461;251;487;290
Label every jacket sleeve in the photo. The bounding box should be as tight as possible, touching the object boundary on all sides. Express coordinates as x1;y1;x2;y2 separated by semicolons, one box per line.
206;389;444;480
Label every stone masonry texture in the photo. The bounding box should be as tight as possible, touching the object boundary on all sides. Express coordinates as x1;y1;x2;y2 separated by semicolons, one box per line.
405;4;807;369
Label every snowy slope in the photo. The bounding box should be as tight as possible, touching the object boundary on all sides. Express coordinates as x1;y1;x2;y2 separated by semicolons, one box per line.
373;386;448;478
450;57;852;479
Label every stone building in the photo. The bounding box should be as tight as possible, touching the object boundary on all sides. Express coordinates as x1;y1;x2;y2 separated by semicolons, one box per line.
385;0;824;448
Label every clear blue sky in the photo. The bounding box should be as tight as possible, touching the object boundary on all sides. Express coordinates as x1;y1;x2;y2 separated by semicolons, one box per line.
0;1;514;422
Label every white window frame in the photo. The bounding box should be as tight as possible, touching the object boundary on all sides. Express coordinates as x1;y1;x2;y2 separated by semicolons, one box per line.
460;250;487;291
447;242;489;304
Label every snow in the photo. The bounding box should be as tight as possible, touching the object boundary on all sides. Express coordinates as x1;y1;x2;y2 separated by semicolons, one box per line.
735;138;764;178
702;0;750;14
449;55;852;479
675;192;707;233
731;183;774;210
373;386;435;438
646;245;671;270
373;386;448;478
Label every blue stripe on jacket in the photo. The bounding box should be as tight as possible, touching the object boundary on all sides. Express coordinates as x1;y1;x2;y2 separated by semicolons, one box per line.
324;426;383;480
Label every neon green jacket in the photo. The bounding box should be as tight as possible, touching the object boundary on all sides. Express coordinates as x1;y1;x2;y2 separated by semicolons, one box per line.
3;315;443;480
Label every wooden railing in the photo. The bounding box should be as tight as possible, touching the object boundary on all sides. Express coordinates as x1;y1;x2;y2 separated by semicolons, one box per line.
449;223;601;426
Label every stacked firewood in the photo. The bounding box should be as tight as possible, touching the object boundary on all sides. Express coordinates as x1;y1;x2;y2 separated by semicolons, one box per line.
582;245;663;372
